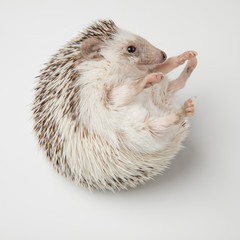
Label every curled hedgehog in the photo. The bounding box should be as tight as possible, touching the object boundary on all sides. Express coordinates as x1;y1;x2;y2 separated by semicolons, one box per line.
33;19;198;191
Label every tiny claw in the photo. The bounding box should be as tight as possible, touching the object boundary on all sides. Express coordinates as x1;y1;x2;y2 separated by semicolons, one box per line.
191;96;197;105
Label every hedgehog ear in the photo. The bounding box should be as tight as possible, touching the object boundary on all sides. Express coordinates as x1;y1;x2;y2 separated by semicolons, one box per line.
81;38;104;60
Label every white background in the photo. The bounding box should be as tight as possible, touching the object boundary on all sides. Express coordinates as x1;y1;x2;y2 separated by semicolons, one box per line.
1;0;240;239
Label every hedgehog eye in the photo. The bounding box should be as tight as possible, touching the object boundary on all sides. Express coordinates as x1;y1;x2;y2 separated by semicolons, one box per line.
127;46;136;53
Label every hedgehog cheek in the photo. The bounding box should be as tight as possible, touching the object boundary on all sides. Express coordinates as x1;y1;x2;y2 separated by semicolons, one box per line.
80;38;104;60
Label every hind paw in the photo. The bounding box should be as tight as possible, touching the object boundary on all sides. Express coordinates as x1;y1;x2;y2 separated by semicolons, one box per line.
183;97;195;116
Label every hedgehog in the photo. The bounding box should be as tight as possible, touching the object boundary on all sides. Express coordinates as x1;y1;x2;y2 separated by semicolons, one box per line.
33;19;198;191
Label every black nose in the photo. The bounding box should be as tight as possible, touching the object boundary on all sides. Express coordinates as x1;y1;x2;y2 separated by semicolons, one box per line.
161;51;167;61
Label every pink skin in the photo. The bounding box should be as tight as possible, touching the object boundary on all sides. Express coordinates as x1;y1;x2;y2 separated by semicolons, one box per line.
150;50;198;74
109;50;198;128
167;55;198;96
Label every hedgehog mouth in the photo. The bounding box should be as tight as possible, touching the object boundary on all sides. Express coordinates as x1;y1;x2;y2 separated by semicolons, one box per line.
137;52;167;67
137;58;167;72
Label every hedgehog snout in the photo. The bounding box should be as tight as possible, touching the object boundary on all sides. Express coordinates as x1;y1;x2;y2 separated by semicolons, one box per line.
161;51;167;62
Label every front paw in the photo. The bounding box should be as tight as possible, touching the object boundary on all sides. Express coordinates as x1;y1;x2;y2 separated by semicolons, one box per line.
143;72;164;88
177;50;198;65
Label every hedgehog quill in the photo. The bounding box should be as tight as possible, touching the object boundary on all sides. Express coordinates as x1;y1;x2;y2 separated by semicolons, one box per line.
33;20;198;191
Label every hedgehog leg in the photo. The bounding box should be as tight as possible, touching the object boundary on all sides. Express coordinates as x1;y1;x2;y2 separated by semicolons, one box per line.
151;50;197;75
147;97;195;132
167;57;197;96
107;72;164;107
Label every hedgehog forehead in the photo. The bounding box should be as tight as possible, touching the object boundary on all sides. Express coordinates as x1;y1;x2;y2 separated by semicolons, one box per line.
113;28;137;45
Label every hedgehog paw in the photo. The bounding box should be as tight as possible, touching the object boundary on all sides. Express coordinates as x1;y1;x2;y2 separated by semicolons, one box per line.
177;51;198;65
143;72;164;89
182;97;195;116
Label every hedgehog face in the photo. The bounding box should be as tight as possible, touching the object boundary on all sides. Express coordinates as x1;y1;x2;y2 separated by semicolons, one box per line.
99;29;167;73
80;25;167;75
121;36;167;68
